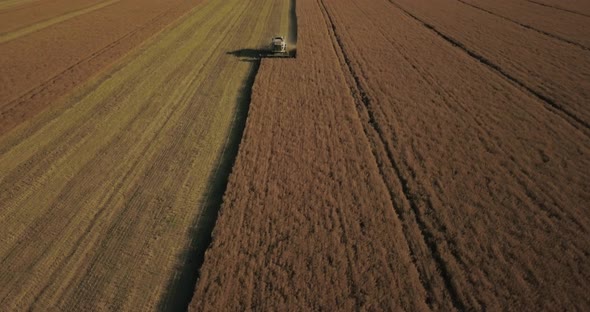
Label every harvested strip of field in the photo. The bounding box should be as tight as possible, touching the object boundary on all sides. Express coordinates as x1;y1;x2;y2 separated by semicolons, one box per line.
0;0;287;309
0;0;112;36
191;0;428;310
0;0;202;135
391;0;590;132
0;0;103;33
0;0;120;43
459;0;590;48
192;0;590;310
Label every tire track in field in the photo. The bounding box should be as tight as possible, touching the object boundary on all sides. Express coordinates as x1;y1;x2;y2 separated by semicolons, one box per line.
456;0;589;50
388;0;590;137
322;0;590;309
0;0;120;43
317;0;464;309
526;0;590;18
318;3;387;309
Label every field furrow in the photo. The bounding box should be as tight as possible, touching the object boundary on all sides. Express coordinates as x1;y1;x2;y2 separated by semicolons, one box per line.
0;0;289;309
458;0;590;49
390;0;590;133
190;0;429;310
525;0;590;17
322;0;590;309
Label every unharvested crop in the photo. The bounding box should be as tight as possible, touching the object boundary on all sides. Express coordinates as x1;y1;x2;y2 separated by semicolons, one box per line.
191;0;590;310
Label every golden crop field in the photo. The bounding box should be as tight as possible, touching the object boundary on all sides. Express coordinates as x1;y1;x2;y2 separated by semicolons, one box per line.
2;0;589;310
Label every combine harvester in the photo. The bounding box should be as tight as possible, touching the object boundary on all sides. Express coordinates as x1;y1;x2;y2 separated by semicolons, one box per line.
267;36;290;57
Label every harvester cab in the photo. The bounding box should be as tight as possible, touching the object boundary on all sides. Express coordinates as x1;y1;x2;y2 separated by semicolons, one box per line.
270;36;287;55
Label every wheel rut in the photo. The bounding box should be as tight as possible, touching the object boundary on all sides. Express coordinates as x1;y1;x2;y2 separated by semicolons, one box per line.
525;0;590;18
317;0;465;310
456;0;589;51
388;0;590;137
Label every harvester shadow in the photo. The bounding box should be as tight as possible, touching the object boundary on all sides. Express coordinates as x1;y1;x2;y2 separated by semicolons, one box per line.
156;56;261;312
227;48;296;60
158;0;298;307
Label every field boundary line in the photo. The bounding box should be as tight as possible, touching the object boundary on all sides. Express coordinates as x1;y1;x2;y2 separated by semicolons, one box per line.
317;0;465;309
0;0;120;44
388;0;590;137
525;0;590;18
456;0;589;50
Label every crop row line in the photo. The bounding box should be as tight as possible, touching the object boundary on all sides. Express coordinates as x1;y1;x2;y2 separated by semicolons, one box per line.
455;0;589;51
316;0;465;310
525;0;590;18
388;0;590;137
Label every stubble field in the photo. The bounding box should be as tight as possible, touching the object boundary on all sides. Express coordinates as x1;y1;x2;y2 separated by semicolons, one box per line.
1;0;588;311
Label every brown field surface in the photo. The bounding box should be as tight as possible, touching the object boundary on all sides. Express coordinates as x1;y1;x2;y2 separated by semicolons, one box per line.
191;0;590;310
0;0;111;34
459;0;590;48
1;0;589;310
0;0;289;310
525;0;590;17
0;0;204;135
390;0;590;132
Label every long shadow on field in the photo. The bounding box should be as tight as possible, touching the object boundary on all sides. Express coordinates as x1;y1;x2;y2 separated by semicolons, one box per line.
227;48;296;59
289;0;298;50
158;0;298;309
157;58;261;312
